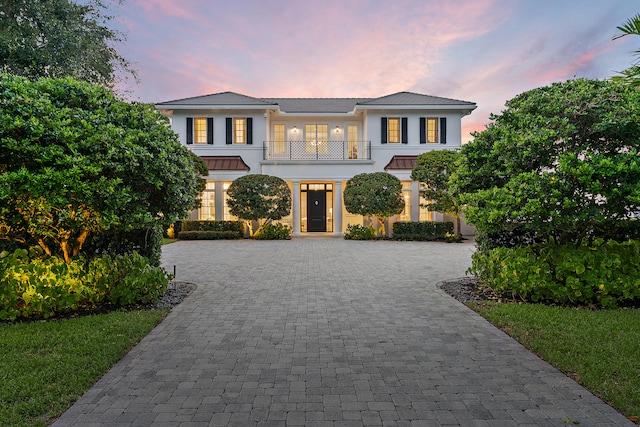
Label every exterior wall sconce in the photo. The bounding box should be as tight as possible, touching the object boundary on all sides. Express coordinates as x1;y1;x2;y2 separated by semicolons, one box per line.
292;126;298;133
335;126;341;134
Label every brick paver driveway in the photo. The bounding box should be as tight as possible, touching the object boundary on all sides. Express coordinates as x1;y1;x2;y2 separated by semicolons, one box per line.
54;238;633;426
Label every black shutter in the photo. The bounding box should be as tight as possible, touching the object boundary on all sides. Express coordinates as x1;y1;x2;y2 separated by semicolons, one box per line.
401;117;408;144
186;117;193;145
419;117;426;144
246;117;253;144
206;118;214;144
440;117;447;144
226;118;232;144
381;117;387;144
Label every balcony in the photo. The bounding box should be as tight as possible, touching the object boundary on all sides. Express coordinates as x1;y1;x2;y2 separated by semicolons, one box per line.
263;140;371;161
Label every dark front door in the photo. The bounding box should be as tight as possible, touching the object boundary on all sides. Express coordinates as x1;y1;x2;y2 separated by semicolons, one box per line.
307;190;326;232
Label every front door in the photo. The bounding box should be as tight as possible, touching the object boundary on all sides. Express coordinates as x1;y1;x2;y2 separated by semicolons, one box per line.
307;190;326;232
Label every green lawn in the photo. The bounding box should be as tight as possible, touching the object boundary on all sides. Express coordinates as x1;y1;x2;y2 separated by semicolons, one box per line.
0;310;167;427
470;301;640;423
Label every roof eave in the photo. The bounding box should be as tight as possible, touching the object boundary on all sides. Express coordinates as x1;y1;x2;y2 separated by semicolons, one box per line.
153;104;279;110
355;104;477;111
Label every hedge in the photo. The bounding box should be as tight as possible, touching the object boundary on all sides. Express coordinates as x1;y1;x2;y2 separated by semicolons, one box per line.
392;221;453;241
177;230;242;240
179;220;244;236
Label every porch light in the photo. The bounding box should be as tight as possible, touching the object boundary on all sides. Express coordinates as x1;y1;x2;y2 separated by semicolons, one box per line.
335;126;341;134
292;126;298;133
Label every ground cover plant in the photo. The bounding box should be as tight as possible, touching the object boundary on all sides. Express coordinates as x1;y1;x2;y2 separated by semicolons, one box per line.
470;301;640;423
0;310;167;427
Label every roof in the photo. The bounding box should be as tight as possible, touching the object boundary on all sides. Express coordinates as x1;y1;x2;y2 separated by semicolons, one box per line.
384;155;418;170
156;91;476;113
200;156;250;171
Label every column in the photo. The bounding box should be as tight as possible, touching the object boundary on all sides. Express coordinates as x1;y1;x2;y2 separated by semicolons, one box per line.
215;181;225;220
411;180;420;222
292;180;301;236
333;181;343;236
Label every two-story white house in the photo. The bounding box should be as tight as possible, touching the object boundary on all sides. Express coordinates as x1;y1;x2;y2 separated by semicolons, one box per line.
155;91;476;236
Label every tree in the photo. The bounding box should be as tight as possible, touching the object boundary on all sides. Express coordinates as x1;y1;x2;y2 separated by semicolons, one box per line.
0;0;135;87
0;75;207;263
613;13;640;86
226;174;291;236
343;172;405;237
453;78;640;246
411;150;463;237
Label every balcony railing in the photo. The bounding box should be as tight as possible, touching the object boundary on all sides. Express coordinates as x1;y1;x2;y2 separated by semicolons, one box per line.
263;140;371;160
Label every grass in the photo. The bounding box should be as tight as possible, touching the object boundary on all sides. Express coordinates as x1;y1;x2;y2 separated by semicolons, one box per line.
470;301;640;422
162;238;178;245
0;310;168;427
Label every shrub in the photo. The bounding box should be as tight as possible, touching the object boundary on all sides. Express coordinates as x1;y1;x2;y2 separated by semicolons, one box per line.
180;220;244;236
253;223;292;240
177;230;242;240
392;221;453;241
344;224;377;240
470;239;640;308
82;224;164;267
0;249;170;320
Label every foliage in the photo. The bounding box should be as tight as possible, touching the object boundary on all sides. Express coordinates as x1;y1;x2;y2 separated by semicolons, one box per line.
226;174;291;236
471;302;640;420
0;0;135;88
0;310;167;427
180;220;245;235
343;172;405;237
177;230;242;240
411;150;463;236
82;223;164;267
392;221;454;241
253;223;292;240
0;248;170;320
344;224;377;240
0;75;207;263
454;78;640;247
470;239;640;308
613;13;640;86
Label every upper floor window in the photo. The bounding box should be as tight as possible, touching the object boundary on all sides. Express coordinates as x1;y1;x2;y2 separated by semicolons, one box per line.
420;117;447;144
226;117;253;144
305;124;328;153
381;117;408;144
273;124;286;154
186;117;213;144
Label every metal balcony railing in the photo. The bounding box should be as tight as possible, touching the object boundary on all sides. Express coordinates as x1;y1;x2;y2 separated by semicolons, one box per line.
263;140;371;160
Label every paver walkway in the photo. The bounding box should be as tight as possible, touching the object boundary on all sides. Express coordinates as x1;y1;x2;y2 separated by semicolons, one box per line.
54;238;634;426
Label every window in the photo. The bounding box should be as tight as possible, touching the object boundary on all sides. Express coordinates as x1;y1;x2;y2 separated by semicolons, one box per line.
273;124;285;154
348;125;358;159
226;117;253;144
381;117;407;144
199;181;215;220
194;118;207;143
400;181;411;221
186;117;213;144
223;182;238;220
305;124;328;153
388;118;400;143
420;117;447;144
234;118;245;144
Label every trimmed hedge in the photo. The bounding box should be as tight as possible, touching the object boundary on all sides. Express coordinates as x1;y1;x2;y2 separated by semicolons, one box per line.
177;230;242;240
179;220;244;236
392;221;453;241
470;239;640;308
0;248;170;320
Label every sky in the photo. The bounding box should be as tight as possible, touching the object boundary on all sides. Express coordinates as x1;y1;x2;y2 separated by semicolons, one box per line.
112;0;639;142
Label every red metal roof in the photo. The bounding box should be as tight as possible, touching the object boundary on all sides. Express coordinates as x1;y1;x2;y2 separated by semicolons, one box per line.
384;155;418;170
200;156;250;171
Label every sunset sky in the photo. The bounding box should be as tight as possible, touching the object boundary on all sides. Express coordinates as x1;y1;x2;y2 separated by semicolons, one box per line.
114;0;638;141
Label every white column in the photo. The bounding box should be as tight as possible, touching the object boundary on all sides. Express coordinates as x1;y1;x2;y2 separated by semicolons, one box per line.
292;180;301;236
215;181;225;220
411;180;420;222
333;181;343;236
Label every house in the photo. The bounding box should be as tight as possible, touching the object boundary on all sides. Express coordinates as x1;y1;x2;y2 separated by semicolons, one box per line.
155;91;476;236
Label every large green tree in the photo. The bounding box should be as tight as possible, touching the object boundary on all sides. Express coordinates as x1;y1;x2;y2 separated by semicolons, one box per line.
0;75;207;263
0;0;134;87
411;150;463;237
613;13;640;86
343;172;405;237
453;78;640;246
226;174;291;236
